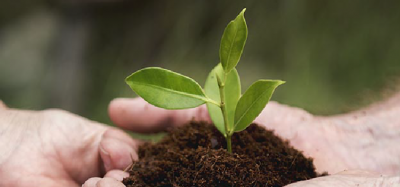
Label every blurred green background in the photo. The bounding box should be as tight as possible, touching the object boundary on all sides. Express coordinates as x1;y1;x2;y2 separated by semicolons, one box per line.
1;0;400;125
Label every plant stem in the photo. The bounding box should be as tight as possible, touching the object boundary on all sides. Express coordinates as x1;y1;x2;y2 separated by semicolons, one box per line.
226;134;232;153
216;73;232;153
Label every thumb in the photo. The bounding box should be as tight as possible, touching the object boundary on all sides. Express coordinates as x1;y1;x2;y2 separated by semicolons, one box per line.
99;128;141;172
108;97;211;133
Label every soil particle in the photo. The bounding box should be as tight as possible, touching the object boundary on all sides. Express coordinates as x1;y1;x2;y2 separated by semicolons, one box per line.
123;121;317;187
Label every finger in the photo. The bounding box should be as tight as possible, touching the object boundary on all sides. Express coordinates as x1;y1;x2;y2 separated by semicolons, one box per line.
108;97;210;133
253;101;315;145
254;101;313;129
285;170;392;187
104;170;129;181
100;131;139;172
82;177;101;187
96;178;125;187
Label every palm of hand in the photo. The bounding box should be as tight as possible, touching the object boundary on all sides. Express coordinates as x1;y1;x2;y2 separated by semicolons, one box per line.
0;108;138;187
255;101;400;186
256;101;400;175
0;109;107;186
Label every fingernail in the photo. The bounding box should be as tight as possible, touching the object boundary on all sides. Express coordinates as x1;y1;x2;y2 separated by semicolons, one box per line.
100;145;112;172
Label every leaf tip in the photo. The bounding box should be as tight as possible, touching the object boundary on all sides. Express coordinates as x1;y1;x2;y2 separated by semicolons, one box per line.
237;8;246;20
241;8;246;14
125;72;134;85
125;74;131;82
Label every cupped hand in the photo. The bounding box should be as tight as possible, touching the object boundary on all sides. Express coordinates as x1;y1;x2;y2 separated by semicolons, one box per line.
0;102;141;187
286;170;400;187
86;97;400;186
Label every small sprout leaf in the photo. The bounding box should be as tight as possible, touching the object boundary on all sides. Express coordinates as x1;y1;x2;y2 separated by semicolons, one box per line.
234;80;285;132
125;9;286;154
205;64;241;135
219;8;248;73
126;67;207;109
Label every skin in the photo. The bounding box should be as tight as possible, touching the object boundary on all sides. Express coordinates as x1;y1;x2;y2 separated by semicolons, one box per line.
1;94;400;187
0;103;139;187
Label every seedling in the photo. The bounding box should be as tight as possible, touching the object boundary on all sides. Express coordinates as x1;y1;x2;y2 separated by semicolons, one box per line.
126;9;284;153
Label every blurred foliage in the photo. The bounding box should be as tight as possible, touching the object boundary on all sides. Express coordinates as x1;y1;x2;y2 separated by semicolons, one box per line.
1;0;400;125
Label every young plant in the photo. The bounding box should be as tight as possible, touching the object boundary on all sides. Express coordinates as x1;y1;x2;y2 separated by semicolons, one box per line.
125;8;284;153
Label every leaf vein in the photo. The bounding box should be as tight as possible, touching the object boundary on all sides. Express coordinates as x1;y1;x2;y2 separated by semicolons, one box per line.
234;87;270;129
225;22;239;70
131;81;207;101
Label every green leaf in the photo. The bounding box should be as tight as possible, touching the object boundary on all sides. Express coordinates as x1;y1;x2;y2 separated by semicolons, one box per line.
234;80;285;132
219;8;248;73
204;64;241;135
126;67;208;109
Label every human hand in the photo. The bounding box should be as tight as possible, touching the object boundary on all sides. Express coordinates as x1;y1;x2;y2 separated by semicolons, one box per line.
82;98;212;187
0;101;141;187
86;97;400;186
286;170;399;187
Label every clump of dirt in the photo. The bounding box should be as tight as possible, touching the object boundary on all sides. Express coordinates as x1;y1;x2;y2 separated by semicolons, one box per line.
123;121;317;187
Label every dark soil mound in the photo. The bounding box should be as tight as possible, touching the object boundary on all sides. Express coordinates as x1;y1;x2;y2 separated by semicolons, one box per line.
123;121;317;187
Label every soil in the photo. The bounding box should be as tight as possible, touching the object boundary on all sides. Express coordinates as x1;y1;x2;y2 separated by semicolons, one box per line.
123;121;318;187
